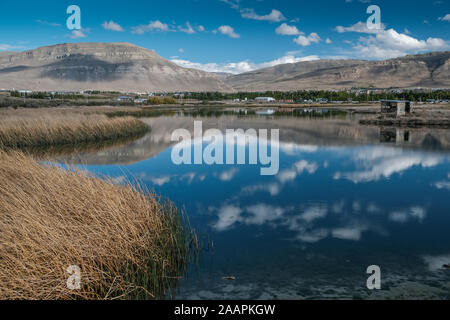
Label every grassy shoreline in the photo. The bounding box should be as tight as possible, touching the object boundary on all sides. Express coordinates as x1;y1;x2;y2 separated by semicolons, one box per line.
0;110;149;149
0;109;198;300
0;151;198;300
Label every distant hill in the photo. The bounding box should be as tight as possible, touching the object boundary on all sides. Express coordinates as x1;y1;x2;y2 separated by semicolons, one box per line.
225;52;450;91
0;42;232;92
1;44;448;92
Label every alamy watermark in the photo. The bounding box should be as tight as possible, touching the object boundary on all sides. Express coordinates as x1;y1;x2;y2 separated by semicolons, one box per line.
66;5;82;30
367;5;382;30
170;121;280;176
366;265;381;290
66;265;81;290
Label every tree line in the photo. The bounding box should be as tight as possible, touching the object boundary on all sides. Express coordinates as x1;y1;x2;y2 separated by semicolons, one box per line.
185;90;450;102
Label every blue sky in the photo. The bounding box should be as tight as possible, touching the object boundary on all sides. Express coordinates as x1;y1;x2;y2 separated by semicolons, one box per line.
0;0;449;73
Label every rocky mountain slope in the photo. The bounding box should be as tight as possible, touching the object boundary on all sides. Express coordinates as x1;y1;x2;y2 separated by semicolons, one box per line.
225;52;450;91
0;42;232;92
1;44;448;92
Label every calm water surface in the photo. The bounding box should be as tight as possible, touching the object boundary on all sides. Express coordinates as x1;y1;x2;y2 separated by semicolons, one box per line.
59;112;450;299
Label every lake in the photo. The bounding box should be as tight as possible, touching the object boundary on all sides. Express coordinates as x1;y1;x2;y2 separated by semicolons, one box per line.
58;111;450;300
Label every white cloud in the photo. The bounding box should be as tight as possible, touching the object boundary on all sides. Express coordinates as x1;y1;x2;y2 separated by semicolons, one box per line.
0;44;25;51
389;207;427;224
245;204;285;225
212;203;286;231
197;25;206;32
301;206;328;223
241;183;281;196
259;55;320;68
334;147;443;184
438;14;450;21
336;21;384;34
295;160;319;174
277;170;298;183
216;25;240;38
210;198;427;245
102;20;124;32
367;203;381;214
332;224;368;241
35;20;61;27
149;175;172;186
326;38;332;44
296;229;329;243
336;21;450;59
219;0;240;10
171;59;252;74
276;23;303;36
132;20;170;34
213;205;243;231
434;181;450;190
179;22;196;34
70;29;87;39
277;160;318;183
219;168;239;182
294;33;321;46
220;0;286;23
171;54;319;74
241;9;286;22
181;172;196;184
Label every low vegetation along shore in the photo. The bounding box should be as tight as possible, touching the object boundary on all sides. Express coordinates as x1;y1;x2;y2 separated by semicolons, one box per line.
0;151;198;300
0;109;198;300
0;109;149;149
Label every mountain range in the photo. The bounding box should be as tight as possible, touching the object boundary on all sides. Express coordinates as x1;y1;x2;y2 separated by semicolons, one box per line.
226;51;450;91
0;42;232;92
0;42;449;92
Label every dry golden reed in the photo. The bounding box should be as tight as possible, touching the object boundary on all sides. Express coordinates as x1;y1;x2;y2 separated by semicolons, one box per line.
0;109;148;148
0;151;197;300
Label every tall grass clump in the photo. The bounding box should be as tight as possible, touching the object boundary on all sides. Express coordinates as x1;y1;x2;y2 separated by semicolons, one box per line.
0;111;149;149
0;151;198;300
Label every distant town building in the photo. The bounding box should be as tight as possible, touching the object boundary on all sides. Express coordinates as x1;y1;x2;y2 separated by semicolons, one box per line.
381;100;412;117
316;98;329;104
255;97;275;103
117;96;134;102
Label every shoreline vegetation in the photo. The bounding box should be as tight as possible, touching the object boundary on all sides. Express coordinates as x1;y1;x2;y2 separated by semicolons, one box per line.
0;108;199;300
0;110;149;149
0;151;198;300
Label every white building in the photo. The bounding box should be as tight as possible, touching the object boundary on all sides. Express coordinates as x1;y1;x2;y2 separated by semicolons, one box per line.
117;96;134;102
255;97;275;103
